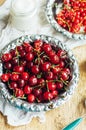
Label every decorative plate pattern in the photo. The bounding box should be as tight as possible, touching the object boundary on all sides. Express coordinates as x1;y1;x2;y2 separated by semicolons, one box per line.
46;0;86;40
0;35;79;112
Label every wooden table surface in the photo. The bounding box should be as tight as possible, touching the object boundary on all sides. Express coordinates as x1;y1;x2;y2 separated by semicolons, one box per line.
0;0;86;130
0;0;5;6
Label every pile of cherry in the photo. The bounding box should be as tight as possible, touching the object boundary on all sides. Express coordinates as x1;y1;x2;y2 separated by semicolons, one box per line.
56;0;86;33
0;40;72;103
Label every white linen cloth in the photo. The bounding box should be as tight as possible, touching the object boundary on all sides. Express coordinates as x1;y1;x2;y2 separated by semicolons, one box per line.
0;0;86;126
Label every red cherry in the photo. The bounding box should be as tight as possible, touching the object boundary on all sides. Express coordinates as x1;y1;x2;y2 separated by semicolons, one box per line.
42;43;52;53
19;50;26;57
16;45;23;52
13;66;24;73
27;94;35;103
41;62;51;71
31;65;40;74
15;88;24;97
34;40;43;51
2;53;12;62
37;78;45;86
52;90;58;98
18;79;25;88
50;54;59;64
29;76;37;86
45;71;54;80
10;73;19;81
48;51;55;57
60;71;69;81
23;42;33;52
52;66;61;74
4;62;12;70
56;82;63;90
10;49;17;57
1;74;9;82
24;85;32;94
59;60;65;68
43;91;53;101
11;58;18;65
25;52;34;61
57;50;67;60
33;89;42;97
47;82;56;91
20;72;29;80
9;82;18;89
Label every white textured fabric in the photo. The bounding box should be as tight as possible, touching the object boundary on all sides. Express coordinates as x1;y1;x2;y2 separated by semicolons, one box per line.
0;0;86;126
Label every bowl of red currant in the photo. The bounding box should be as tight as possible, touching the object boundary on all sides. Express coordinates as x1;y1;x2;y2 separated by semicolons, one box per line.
0;35;79;112
46;0;86;40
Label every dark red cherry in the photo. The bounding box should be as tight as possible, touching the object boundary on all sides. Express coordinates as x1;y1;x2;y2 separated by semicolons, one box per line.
25;52;34;61
29;76;37;86
13;66;24;73
2;53;12;62
24;85;32;94
27;94;35;103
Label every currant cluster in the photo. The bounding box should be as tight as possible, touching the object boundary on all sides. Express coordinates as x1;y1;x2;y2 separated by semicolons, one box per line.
56;0;86;33
0;40;72;103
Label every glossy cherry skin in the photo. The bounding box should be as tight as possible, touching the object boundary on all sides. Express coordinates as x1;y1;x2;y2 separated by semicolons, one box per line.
41;62;51;71
14;88;24;97
13;66;24;73
24;85;32;95
47;82;56;91
56;82;63;90
52;90;58;98
29;76;37;86
45;71;54;80
27;94;35;103
10;73;19;81
33;89;42;97
50;54;59;64
9;82;18;89
4;62;12;70
1;74;9;82
25;52;34;61
42;43;52;54
2;53;12;62
31;65;40;74
60;71;69;81
43;91;53;101
20;72;29;80
18;79;25;88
